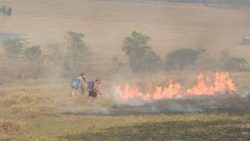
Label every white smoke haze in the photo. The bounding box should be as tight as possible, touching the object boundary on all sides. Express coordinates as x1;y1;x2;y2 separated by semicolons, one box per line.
21;0;250;117
1;0;250;115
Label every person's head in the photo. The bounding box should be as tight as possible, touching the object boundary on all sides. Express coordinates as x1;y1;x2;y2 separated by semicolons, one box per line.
95;79;101;84
80;73;85;76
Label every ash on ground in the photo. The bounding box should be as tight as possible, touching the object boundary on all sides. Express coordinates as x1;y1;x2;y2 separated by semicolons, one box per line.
110;95;250;115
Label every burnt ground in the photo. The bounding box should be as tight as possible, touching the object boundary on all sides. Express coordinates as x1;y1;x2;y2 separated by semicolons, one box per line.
110;95;250;115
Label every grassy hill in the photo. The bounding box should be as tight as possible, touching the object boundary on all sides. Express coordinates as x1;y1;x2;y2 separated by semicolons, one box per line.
1;0;250;71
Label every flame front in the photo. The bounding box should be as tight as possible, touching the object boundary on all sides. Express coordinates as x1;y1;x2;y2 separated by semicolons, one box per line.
114;72;236;102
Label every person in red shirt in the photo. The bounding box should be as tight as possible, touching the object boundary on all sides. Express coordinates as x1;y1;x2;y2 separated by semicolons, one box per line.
87;79;103;104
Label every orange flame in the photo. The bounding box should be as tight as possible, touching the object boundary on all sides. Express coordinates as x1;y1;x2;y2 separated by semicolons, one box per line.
186;72;236;96
114;72;236;102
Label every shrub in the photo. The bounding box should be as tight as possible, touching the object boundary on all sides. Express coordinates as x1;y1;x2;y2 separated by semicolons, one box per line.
164;48;205;70
220;50;248;71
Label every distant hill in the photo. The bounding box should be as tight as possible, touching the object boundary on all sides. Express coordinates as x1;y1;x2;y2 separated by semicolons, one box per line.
0;0;250;70
149;0;250;6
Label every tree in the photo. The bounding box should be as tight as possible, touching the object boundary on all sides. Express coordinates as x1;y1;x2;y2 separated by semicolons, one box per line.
24;45;43;78
3;38;24;57
0;5;12;16
151;0;250;6
0;5;12;29
164;48;205;70
227;57;248;71
65;31;91;74
220;50;248;71
3;38;25;78
25;45;42;61
122;31;161;72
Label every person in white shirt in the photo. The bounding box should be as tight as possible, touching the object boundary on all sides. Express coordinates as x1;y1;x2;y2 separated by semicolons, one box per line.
78;73;87;95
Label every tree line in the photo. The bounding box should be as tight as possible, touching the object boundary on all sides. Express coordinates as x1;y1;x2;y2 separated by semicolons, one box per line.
0;31;249;80
150;0;250;6
0;32;91;79
118;31;249;73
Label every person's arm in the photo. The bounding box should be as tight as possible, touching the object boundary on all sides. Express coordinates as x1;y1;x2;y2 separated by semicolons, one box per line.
83;76;87;83
78;76;83;86
94;84;102;95
97;88;102;95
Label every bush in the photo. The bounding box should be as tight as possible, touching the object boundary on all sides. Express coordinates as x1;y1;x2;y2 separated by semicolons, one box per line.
164;48;205;70
154;0;250;6
220;50;248;71
24;45;42;61
3;38;25;58
3;38;26;79
23;45;44;78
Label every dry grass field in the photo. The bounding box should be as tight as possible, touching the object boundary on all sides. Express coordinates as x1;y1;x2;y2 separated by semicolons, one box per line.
0;72;249;140
0;0;250;140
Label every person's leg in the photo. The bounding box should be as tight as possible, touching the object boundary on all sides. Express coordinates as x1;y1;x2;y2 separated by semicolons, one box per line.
87;96;93;104
72;88;76;96
76;88;79;96
80;85;84;95
90;92;97;105
87;91;93;104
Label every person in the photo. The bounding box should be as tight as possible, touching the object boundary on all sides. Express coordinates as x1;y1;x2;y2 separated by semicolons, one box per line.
78;73;87;95
87;79;103;104
71;75;80;96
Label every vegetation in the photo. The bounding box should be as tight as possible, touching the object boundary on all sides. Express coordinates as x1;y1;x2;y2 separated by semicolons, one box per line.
3;38;24;57
2;38;26;79
65;31;91;75
24;45;43;78
163;48;249;71
0;5;12;16
151;0;250;6
0;5;12;30
0;76;249;141
1;30;249;80
24;45;42;61
122;31;161;72
0;1;249;141
164;48;205;71
2;38;46;79
220;50;248;72
0;31;94;79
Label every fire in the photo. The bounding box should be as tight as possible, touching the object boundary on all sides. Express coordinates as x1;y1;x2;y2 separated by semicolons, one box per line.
114;72;236;102
186;72;236;96
115;80;181;101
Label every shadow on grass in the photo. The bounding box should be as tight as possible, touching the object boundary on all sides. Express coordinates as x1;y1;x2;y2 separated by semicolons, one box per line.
59;119;250;141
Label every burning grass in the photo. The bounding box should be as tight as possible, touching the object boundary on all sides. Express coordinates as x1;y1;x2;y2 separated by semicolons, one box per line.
0;73;249;140
113;72;236;104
